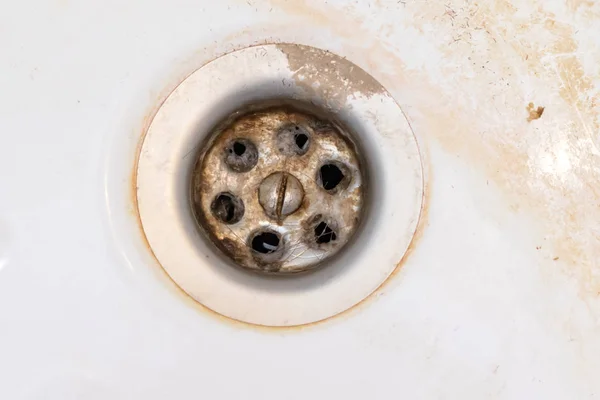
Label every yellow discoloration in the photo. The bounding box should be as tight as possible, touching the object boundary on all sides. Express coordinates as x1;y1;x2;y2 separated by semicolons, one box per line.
135;0;600;332
264;0;600;301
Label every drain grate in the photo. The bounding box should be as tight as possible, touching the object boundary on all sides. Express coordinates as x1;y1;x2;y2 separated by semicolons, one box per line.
191;106;365;274
134;44;423;325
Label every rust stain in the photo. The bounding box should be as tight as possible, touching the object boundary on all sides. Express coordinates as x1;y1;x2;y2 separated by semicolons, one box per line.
384;147;430;289
566;0;595;11
527;102;545;121
260;0;600;305
132;0;600;330
127;54;279;331
471;8;600;299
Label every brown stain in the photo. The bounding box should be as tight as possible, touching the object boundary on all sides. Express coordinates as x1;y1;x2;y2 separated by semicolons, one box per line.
527;102;545;121
566;0;595;11
429;3;598;298
474;7;600;299
260;0;600;305
276;43;385;107
132;0;600;331
494;12;599;138
193;105;364;274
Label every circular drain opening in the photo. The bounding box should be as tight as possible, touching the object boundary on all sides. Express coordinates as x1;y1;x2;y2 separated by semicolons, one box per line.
315;220;337;244
210;193;244;225
135;44;423;326
251;231;281;254
224;138;258;172
319;162;347;192
295;132;309;150
191;105;365;274
277;124;312;156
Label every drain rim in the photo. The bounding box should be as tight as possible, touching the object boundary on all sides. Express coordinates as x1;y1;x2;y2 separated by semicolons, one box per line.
136;44;423;326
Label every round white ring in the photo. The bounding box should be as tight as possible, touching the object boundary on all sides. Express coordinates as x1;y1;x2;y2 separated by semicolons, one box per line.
136;44;423;326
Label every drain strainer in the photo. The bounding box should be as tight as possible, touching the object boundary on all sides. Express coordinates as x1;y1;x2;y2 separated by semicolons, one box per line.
192;106;364;274
135;44;423;326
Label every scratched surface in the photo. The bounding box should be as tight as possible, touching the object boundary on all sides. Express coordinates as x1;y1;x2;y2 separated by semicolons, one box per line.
0;0;599;398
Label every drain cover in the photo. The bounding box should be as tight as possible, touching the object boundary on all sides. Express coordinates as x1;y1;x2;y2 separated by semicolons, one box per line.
192;106;364;274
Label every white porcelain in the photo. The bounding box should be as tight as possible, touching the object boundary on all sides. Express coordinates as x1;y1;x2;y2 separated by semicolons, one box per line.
136;44;423;326
1;0;599;398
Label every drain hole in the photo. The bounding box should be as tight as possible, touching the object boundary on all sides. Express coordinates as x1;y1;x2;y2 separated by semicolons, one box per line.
233;141;246;156
210;193;244;224
295;133;309;150
251;231;281;254
277;125;310;156
319;164;345;191
315;221;337;244
224;138;258;172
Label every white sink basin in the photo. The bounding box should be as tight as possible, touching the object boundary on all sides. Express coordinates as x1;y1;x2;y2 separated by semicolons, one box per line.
1;0;599;398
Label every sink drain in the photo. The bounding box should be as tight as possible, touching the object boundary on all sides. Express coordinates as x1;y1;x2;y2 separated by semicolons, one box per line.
191;106;364;274
135;44;423;326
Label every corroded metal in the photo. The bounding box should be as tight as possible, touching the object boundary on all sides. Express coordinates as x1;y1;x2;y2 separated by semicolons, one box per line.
258;172;305;221
191;105;365;274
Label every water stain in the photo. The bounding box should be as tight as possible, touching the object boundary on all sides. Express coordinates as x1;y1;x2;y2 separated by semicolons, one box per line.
566;0;595;12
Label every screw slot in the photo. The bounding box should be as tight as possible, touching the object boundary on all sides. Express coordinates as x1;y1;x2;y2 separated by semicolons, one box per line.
224;138;258;172
258;171;305;221
210;192;244;224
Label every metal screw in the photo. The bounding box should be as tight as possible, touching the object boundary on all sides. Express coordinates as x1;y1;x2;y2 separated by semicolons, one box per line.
258;172;304;221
